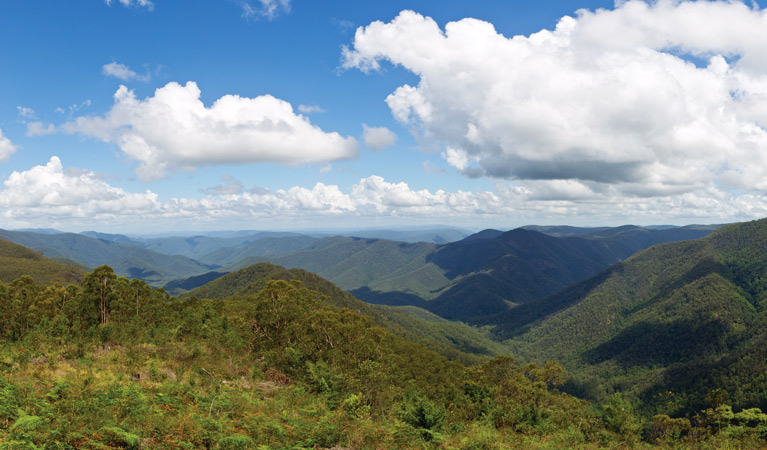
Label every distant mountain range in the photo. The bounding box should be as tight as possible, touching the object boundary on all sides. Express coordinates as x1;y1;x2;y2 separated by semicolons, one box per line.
232;224;719;323
0;227;473;286
0;224;720;322
0;229;216;285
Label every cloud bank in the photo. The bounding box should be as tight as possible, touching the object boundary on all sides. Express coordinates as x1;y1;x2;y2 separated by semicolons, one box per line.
1;157;765;231
64;82;359;180
342;2;767;198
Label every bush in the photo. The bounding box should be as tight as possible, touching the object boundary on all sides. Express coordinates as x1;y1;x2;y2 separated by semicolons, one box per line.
398;389;445;442
219;435;255;450
99;426;140;449
0;378;20;427
602;394;641;442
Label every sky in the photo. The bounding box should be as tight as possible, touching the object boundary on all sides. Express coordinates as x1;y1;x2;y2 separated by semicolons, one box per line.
1;0;767;234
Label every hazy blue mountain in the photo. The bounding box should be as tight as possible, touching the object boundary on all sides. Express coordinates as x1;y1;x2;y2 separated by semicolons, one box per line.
81;231;138;243
224;237;443;293
13;228;64;234
338;228;473;243
523;223;721;239
520;225;615;237
0;229;217;285
460;229;504;241
163;271;228;294
206;228;659;323
200;235;319;266
140;232;308;258
413;228;622;322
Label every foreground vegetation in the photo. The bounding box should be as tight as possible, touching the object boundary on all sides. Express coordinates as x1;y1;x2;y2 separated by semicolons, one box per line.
1;261;767;449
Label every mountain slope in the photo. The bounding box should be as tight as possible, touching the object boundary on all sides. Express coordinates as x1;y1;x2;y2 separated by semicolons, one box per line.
0;229;216;285
338;227;472;243
200;235;318;266
185;263;508;363
0;238;86;284
497;218;767;413
224;237;447;295
562;224;721;260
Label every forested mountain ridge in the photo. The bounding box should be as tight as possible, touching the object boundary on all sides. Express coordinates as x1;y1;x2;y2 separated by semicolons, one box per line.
0;238;85;285
184;262;507;364
522;223;719;239
417;228;619;321
200;235;319;266
234;237;444;295
349;226;718;323
558;224;721;260
498;218;767;415
172;225;717;325
0;229;217;285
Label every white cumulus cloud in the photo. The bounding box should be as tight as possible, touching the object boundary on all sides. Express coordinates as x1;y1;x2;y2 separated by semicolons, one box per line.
342;3;767;198
362;124;397;151
0;157;159;218
63;81;359;180
0;129;18;162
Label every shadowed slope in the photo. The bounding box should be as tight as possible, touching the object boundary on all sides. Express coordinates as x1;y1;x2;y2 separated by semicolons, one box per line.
496;218;767;413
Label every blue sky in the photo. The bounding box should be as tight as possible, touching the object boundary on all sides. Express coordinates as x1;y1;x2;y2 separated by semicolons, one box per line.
1;0;766;233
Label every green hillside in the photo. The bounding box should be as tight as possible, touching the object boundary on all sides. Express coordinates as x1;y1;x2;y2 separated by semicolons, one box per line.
218;237;452;305
245;237;443;290
498;218;767;415
185;263;505;364
0;238;85;285
344;228;629;324
0;229;217;285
